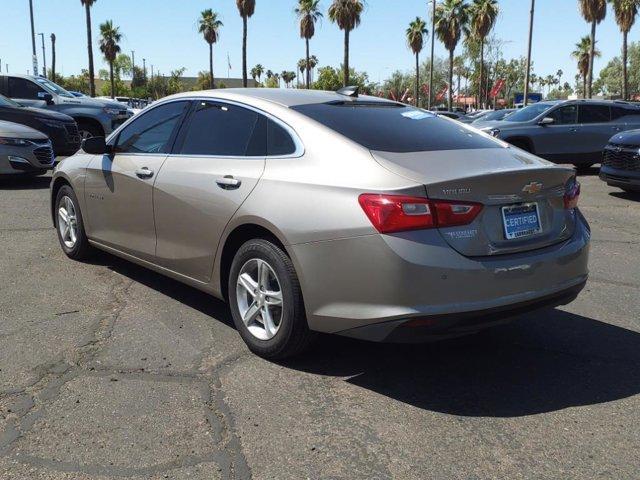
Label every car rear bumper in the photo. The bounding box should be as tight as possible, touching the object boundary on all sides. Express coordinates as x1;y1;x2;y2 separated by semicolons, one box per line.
599;166;640;191
290;211;590;340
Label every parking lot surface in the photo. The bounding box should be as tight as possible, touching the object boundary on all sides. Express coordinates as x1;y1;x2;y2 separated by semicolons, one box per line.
0;169;638;479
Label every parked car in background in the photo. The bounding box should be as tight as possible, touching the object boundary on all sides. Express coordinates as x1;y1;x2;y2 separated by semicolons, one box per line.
436;111;473;123
0;74;132;140
0;120;54;176
51;88;589;359
472;108;515;126
479;100;640;168
599;129;640;192
0;94;80;156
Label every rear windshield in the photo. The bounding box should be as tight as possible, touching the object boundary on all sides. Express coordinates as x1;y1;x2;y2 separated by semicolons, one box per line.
290;101;500;153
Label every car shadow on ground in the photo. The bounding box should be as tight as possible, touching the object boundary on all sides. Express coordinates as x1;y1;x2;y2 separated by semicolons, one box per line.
610;190;640;202
89;251;640;419
0;175;51;190
574;165;600;177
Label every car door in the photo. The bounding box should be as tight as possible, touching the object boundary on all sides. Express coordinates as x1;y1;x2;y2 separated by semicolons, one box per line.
84;100;190;261
152;100;272;282
577;104;613;162
6;77;49;108
531;104;580;161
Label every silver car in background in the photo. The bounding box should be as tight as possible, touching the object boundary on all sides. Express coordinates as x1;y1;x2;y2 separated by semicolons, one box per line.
50;89;590;359
0;120;54;176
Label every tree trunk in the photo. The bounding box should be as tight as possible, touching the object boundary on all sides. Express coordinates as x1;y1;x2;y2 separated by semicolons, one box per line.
415;52;420;107
306;38;311;89
343;29;350;87
587;20;596;98
622;30;628;100
448;49;454;111
209;43;215;89
109;61;115;99
51;35;56;81
583;75;586;99
242;15;248;87
86;4;95;97
479;39;484;109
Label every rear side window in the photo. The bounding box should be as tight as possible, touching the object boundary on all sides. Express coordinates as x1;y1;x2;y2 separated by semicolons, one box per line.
268;120;296;156
115;101;189;154
291;102;499;152
178;101;265;156
610;106;639;120
578;105;611;124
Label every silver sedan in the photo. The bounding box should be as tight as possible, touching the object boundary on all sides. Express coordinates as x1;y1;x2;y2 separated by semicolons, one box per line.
0;120;54;176
50;88;590;359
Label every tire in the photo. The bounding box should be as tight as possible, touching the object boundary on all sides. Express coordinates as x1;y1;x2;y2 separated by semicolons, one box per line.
228;239;315;359
575;163;594;173
77;120;103;140
54;185;94;261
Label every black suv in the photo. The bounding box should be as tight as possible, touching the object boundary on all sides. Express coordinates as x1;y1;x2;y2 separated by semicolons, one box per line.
0;94;81;156
600;129;640;192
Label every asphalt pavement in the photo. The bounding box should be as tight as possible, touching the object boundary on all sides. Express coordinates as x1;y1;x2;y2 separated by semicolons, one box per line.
0;168;638;479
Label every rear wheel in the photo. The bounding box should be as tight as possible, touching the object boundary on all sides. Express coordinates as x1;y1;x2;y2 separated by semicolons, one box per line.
228;239;315;359
55;185;94;260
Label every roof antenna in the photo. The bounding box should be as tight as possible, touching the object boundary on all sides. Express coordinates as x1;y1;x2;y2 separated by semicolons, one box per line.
337;85;359;98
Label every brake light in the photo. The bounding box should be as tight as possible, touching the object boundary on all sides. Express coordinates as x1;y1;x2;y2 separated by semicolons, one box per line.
564;179;580;209
358;194;482;234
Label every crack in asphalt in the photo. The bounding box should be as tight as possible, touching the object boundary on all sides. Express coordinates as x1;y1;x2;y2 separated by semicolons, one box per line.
0;270;252;479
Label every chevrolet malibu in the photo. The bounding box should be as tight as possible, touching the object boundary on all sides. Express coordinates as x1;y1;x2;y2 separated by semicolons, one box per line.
50;88;590;359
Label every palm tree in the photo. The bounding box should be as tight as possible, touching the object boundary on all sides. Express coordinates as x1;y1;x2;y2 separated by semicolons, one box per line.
579;0;607;98
406;17;428;106
98;20;122;99
572;35;600;98
296;0;323;89
328;0;364;86
266;69;274;80
297;58;307;87
80;0;97;97
609;0;638;100
198;9;223;89
469;0;499;108
282;71;297;88
50;33;56;81
254;64;264;83
308;55;319;83
236;0;256;87
434;0;470;110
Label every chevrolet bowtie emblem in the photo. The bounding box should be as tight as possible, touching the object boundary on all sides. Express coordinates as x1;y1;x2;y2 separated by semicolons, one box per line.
522;182;543;194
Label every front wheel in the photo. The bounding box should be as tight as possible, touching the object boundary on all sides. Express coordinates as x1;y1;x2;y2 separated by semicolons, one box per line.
228;239;315;359
54;185;94;260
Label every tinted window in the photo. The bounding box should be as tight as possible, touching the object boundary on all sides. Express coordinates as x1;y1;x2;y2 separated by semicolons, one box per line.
505;102;555;122
178;101;265;156
548;105;577;125
268;120;296;156
8;77;45;99
610;106;640;120
579;105;610;124
115;101;188;154
291;102;499;153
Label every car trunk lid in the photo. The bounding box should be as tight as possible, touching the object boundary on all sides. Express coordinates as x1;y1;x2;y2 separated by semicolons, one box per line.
371;147;577;257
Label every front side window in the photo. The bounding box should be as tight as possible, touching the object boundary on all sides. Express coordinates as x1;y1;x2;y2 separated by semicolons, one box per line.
8;78;45;100
291;101;499;153
33;77;74;98
548;105;577;125
115;101;189;154
579;105;611;124
504;102;555;122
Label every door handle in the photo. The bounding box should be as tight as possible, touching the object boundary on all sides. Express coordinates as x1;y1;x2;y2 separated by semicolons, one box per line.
135;167;154;179
612;126;622;132
216;176;242;190
569;127;579;132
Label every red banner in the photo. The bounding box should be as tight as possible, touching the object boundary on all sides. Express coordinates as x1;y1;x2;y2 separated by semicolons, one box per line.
489;79;506;99
435;85;448;102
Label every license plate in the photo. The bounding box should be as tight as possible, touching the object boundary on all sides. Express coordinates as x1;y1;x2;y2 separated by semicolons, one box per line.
501;203;542;240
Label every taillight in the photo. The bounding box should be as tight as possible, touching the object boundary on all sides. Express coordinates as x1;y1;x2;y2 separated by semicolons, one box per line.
358;194;482;234
564;179;580;209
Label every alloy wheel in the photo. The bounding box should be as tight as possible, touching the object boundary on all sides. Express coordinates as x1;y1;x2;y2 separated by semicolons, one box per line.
58;196;78;249
236;258;283;340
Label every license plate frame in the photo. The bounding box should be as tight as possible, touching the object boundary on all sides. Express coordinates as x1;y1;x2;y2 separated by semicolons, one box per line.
501;203;542;240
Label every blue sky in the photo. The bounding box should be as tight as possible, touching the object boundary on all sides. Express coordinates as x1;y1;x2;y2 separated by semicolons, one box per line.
0;0;629;85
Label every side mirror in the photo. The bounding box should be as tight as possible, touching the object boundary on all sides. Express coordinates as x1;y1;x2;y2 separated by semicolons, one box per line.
82;136;111;155
38;92;54;105
538;116;555;126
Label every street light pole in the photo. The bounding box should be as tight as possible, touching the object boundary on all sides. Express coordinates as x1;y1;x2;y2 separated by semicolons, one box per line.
28;0;39;76
38;33;47;78
523;0;535;107
131;50;135;80
428;0;436;110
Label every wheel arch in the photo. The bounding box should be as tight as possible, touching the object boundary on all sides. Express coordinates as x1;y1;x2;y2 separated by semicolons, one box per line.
73;116;105;137
503;136;535;153
217;221;291;302
50;175;72;226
